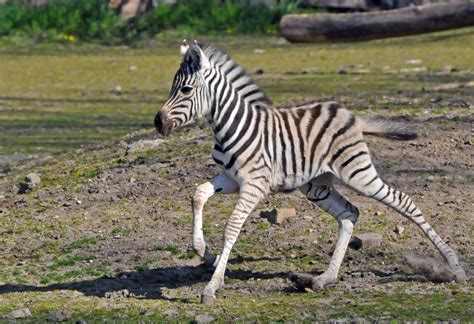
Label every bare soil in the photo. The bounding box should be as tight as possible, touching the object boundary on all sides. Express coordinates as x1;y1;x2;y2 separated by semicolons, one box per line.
0;111;472;321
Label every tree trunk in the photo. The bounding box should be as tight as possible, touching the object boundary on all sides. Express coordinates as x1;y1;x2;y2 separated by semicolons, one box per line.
280;1;474;42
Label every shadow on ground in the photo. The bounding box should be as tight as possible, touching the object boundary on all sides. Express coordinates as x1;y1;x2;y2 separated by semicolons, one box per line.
0;259;288;301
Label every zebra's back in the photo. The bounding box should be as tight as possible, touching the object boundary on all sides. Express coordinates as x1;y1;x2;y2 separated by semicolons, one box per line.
252;101;370;192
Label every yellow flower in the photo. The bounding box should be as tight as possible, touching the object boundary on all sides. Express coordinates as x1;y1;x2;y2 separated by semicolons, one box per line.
62;34;76;42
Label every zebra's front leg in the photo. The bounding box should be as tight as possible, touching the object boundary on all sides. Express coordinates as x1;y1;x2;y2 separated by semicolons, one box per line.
201;184;263;304
292;175;359;290
193;172;239;266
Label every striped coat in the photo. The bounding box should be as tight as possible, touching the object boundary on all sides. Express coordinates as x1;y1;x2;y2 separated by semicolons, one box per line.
155;40;466;304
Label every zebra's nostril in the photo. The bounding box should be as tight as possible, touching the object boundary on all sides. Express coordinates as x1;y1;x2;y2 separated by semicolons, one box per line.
154;110;172;136
154;111;164;131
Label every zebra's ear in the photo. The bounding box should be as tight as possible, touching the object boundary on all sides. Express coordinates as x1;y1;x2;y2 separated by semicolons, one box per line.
193;40;211;70
180;39;189;56
181;40;211;70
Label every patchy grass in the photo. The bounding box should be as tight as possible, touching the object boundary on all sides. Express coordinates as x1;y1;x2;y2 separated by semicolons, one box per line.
0;29;473;321
1;28;474;154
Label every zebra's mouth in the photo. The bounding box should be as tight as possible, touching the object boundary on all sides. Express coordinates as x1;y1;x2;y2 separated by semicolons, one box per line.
154;111;173;136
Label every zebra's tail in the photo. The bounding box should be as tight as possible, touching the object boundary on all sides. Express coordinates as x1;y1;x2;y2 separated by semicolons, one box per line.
360;118;418;141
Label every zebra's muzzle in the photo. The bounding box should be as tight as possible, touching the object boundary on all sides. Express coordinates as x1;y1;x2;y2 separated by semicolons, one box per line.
154;110;173;136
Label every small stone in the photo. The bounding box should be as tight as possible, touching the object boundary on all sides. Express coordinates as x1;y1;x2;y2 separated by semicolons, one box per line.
48;310;72;322
260;208;296;225
351;272;362;278
338;69;348;75
104;289;134;299
394;225;405;235
128;65;137;72
163;307;179;317
253;48;265;54
400;67;427;73
405;59;423;65
113;85;122;95
2;308;32;319
195;313;214;323
26;173;41;187
255;68;264;75
349;233;383;250
151;162;169;171
443;65;454;73
18;173;41;194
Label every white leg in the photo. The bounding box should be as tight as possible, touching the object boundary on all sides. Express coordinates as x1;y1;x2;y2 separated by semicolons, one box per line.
192;172;238;265
292;174;359;290
201;183;264;304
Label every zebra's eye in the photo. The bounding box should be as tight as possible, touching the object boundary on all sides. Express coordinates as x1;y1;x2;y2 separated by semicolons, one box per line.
181;85;193;94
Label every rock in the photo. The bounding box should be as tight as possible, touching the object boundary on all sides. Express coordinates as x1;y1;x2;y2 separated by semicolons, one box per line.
150;162;170;171
399;67;427;73
338;69;348;75
349;233;382;250
126;139;163;155
26;172;41;187
255;68;264;75
128;65;137;72
442;65;455;73
164;307;179;317
18;172;41;194
113;85;122;95
104;289;135;299
394;225;405;235
405;59;422;65
2;308;32;319
253;48;265;54
195;313;214;323
260;208;296;225
48;310;72;322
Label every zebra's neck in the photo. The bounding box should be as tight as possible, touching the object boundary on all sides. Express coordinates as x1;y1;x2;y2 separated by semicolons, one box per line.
202;46;271;147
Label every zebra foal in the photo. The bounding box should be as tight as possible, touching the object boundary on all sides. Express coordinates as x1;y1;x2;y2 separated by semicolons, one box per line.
155;40;467;304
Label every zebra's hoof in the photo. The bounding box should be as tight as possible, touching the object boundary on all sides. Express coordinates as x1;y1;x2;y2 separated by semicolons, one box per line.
203;253;220;268
289;272;316;291
453;268;467;284
201;293;216;305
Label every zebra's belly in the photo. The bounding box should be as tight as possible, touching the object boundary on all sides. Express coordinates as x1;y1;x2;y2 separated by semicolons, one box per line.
270;174;310;193
211;148;225;166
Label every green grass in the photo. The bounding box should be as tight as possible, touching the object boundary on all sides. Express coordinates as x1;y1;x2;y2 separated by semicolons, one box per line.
62;237;104;254
1;28;473;155
0;30;473;321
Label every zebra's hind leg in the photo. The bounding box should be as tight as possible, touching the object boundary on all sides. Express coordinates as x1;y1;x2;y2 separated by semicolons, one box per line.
192;172;239;266
292;173;360;290
342;166;467;283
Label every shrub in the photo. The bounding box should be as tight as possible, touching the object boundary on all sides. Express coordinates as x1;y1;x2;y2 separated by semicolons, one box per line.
0;0;311;44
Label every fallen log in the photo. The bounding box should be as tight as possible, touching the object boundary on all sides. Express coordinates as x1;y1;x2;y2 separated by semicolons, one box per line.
280;1;474;42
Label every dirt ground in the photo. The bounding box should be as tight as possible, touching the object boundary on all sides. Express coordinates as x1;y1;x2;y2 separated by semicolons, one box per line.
0;111;472;321
0;31;473;321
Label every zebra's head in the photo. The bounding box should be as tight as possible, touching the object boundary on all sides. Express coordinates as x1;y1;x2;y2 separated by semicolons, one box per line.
155;40;212;136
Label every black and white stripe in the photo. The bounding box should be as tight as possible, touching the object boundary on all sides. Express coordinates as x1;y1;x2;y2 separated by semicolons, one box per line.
157;41;466;304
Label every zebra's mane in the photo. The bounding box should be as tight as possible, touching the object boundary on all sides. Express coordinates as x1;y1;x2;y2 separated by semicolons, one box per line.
202;45;272;106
